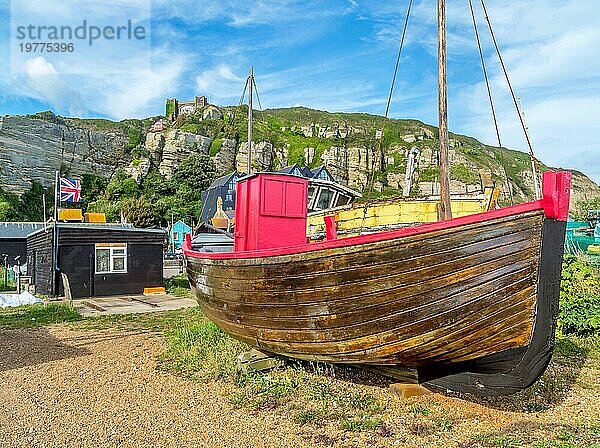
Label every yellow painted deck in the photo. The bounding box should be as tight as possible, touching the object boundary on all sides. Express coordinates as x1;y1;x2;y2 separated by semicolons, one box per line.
307;187;498;237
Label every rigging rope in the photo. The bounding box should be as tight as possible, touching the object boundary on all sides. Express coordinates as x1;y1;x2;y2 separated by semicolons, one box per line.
367;0;413;198
229;77;250;142
384;0;414;121
252;76;263;111
468;0;514;204
468;0;500;148
479;0;540;197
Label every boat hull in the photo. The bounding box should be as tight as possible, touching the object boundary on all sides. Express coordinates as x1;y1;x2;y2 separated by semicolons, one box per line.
185;206;566;394
423;217;566;395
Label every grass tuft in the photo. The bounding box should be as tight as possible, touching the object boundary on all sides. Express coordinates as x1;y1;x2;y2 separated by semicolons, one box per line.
0;303;81;329
158;319;248;381
473;433;522;448
164;274;192;298
340;416;383;432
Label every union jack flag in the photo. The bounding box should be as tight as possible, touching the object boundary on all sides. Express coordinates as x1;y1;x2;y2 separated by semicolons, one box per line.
60;177;82;202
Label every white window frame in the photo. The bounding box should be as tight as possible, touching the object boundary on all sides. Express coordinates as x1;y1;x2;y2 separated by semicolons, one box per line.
95;243;128;274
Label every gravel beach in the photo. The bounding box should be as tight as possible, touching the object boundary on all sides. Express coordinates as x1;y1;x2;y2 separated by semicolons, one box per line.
1;325;598;448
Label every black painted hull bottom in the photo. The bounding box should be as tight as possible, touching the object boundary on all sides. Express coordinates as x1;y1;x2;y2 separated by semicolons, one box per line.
413;219;566;396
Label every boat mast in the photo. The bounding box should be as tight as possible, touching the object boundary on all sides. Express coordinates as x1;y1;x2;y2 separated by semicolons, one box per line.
437;0;452;220
518;97;541;199
247;66;253;174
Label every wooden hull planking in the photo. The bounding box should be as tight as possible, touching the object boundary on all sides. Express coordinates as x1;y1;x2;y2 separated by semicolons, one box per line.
187;209;544;368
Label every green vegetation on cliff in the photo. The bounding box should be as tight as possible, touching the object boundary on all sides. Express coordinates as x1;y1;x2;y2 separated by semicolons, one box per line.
4;106;599;224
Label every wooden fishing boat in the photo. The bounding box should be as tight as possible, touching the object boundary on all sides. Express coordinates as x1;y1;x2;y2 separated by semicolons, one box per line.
184;0;572;395
184;170;571;395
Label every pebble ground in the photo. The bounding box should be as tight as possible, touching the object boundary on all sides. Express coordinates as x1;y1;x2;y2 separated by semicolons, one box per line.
0;326;598;448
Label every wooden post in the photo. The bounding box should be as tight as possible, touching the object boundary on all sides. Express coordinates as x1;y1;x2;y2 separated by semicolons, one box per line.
247;66;253;175
437;0;452;220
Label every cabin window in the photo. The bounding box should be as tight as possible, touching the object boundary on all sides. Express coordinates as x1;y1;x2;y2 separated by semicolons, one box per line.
173;232;180;241
316;188;334;210
307;186;316;204
335;194;351;207
95;243;127;274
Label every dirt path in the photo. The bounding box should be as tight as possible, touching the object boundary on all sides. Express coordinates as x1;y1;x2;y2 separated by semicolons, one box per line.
0;326;598;448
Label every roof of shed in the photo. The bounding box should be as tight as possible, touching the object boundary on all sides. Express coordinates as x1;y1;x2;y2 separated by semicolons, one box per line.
27;223;166;238
0;222;45;239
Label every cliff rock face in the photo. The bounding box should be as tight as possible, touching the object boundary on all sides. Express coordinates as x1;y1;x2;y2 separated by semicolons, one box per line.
213;138;237;175
321;146;382;191
124;157;151;184
202;105;223;121
155;130;212;179
0;115;128;195
235;141;275;173
145;132;165;166
2;109;599;211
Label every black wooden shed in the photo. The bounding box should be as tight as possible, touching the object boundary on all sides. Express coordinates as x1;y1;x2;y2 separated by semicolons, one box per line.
0;222;44;267
27;223;165;299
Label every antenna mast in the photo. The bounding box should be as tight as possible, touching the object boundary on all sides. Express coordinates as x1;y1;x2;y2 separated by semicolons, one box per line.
437;0;452;220
247;66;253;174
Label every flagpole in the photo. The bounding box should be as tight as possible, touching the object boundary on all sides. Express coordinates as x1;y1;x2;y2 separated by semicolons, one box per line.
53;171;59;296
54;171;59;223
42;192;47;231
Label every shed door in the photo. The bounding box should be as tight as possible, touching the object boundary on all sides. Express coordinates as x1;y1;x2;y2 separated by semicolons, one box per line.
59;245;93;299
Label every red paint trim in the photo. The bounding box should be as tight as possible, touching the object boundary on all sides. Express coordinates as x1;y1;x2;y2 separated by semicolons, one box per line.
183;199;545;260
542;171;571;221
324;215;337;240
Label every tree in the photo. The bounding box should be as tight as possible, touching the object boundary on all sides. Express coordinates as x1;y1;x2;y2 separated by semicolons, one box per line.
81;174;109;211
172;154;216;192
87;198;121;222
105;169;140;200
120;196;158;227
0;187;20;221
17;181;53;221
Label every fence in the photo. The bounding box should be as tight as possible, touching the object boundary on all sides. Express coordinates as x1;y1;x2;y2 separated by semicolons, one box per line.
0;266;16;291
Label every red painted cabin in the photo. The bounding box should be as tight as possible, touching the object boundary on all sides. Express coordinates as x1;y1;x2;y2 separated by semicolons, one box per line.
233;173;308;252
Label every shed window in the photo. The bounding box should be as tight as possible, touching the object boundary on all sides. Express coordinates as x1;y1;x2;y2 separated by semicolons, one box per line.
95;244;127;274
173;232;180;241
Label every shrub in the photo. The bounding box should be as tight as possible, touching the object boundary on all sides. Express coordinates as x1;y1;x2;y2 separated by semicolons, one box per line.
559;255;600;335
165;274;190;297
209;138;223;157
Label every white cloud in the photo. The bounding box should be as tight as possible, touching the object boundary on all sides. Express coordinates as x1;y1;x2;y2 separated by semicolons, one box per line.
8;49;185;120
444;1;600;183
20;56;85;115
83;47;186;119
195;64;245;101
363;0;600;182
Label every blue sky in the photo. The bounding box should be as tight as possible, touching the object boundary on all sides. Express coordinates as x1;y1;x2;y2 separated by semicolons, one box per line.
0;0;598;183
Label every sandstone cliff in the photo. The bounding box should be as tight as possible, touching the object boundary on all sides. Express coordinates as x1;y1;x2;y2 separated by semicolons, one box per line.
1;107;599;211
0;114;129;195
